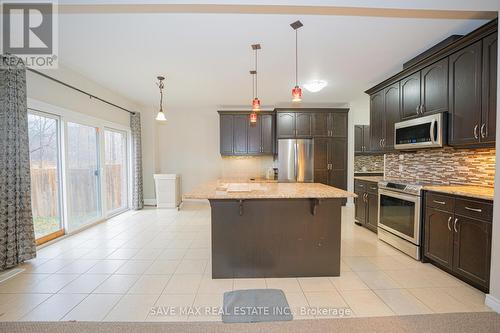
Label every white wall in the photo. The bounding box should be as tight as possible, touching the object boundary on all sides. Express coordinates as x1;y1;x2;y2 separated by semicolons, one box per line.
26;64;157;201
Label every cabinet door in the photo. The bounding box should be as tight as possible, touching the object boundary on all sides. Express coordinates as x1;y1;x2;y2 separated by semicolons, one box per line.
261;114;274;154
354;125;364;153
400;72;421;119
421;58;449;115
233;115;248;154
220;115;234;155
247;116;262;154
370;91;385;151
329;138;347;190
448;41;482;146
295;113;312;137
354;191;366;225
277;112;295;138
481;33;497;144
453;216;491;289
366;192;378;233
311;112;329;137
362;125;371;152
313;137;329;185
424;208;454;269
330;112;348;138
384;83;400;151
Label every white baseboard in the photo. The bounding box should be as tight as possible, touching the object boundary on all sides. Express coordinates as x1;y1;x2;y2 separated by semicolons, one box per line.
486;294;500;313
144;198;157;206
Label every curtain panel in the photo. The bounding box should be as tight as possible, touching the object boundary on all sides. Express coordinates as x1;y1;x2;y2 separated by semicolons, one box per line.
0;55;36;270
130;112;144;210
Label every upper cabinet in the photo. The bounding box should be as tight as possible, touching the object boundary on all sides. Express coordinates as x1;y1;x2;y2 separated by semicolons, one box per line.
276;109;348;139
219;111;275;156
366;19;497;150
354;125;371;154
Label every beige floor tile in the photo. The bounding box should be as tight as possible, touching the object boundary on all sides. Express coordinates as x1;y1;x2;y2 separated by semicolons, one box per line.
106;249;140;260
22;293;88;321
265;278;302;293
440;286;489;311
62;294;122;321
105;294;159;321
159;249;188;260
189;293;224;321
56;259;99;274
184;249;210;260
0;273;49;293
356;270;403;290
57;274;109;294
86;260;126;274
0;293;52;320
175;259;208;274
24;274;80;293
132;248;163;261
374;289;433;315
128;275;171;294
197;277;233;294
298;277;335;292
340;290;394;317
284;292;314;320
145;260;180;275
148;294;196;321
330;272;369;291
342;256;380;271
408;288;473;313
93;274;139;294
305;290;348;308
233;278;267;290
163;274;203;294
383;269;436;288
115;261;153;275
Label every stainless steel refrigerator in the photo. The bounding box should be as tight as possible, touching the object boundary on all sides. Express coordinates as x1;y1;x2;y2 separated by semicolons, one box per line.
278;139;314;182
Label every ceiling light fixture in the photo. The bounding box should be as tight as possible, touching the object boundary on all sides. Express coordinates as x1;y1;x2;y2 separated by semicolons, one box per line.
290;20;303;102
304;80;328;93
251;43;261;113
155;76;167;121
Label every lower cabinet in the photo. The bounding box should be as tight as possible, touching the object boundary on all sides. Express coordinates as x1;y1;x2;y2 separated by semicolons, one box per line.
354;179;378;233
423;191;492;292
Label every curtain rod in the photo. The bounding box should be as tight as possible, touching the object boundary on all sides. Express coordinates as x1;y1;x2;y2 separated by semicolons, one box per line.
27;68;136;115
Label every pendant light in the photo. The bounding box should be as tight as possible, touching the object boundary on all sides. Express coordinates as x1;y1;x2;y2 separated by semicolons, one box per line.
249;70;258;124
155;76;167;121
290;20;303;102
251;43;261;112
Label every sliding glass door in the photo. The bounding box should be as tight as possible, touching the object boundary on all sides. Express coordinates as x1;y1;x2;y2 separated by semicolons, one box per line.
28;112;63;242
66;122;101;230
104;129;128;215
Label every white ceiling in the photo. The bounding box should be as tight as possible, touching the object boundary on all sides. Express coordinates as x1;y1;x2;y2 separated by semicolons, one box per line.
56;11;489;111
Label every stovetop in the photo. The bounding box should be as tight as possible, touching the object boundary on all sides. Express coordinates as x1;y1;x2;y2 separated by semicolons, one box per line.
378;179;442;196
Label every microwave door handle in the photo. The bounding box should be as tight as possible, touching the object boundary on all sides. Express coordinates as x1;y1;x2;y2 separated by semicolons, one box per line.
430;119;436;144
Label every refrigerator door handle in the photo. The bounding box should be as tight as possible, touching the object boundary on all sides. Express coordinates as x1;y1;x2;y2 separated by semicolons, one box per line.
294;141;298;181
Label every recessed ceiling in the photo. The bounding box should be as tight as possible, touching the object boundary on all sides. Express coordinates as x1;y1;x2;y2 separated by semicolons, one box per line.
55;12;488;111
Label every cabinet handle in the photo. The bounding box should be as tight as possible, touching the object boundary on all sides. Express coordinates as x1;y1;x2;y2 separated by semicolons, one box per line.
370;186;377;190
382;138;385;147
415;105;420;115
453;218;459;233
447;216;452;231
420;104;425;115
480;123;487;139
465;206;482;213
473;125;479;139
363;193;368;202
379;139;383;147
433;200;446;205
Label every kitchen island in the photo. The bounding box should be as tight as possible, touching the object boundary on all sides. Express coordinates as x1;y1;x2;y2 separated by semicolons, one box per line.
184;181;356;278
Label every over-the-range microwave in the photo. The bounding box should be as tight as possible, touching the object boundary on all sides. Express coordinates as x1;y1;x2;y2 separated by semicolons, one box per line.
394;113;447;150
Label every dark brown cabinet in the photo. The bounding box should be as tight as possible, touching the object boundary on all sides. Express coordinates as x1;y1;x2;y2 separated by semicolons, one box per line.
354;125;371;153
295;113;312;137
366;20;497;148
354;179;378;233
384;83;400;150
482;33;498;144
219;112;274;156
400;72;421;119
448;41;483;146
330;113;348;138
312;112;329;137
277;109;348;139
423;191;492;292
313;137;347;190
277;112;295;138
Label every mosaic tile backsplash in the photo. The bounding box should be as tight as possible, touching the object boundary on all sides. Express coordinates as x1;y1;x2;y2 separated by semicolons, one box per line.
385;147;496;187
354;154;385;173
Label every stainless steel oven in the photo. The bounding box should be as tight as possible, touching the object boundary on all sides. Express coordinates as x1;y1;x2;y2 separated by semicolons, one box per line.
377;181;423;260
394;113;446;150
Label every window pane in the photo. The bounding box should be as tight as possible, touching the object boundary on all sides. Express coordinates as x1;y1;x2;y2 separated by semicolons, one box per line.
28;113;62;239
67;122;101;230
105;130;128;213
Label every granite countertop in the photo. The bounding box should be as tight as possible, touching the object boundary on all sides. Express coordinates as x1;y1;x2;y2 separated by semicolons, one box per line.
423;185;494;201
354;175;385;183
183;181;356;200
219;177;278;183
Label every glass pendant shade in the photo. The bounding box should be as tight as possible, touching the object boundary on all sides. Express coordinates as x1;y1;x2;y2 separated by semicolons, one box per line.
292;85;302;102
252;98;261;112
249;112;258;124
156;110;167;121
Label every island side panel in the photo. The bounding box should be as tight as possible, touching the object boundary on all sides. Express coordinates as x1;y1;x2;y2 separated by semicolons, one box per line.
209;198;342;278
